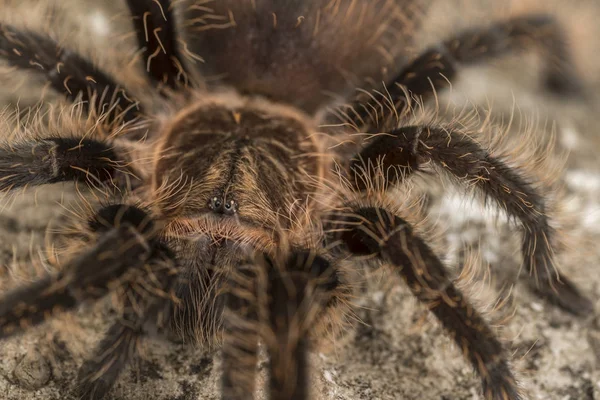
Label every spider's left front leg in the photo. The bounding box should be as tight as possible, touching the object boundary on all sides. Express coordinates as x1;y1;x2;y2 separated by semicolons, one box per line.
350;126;592;315
330;207;522;400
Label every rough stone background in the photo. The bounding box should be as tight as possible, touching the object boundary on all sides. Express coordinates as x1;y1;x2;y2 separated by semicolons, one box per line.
1;1;600;399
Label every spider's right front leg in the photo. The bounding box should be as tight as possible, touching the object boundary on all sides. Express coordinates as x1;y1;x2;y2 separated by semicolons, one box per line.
75;256;177;400
0;204;159;338
75;206;180;400
0;204;178;399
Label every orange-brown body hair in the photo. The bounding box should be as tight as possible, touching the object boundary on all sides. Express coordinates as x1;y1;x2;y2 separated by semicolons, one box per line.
149;94;329;254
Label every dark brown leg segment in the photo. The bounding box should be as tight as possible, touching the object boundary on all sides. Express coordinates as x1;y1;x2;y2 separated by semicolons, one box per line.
126;0;190;90
350;126;592;315
333;207;523;399
0;24;140;121
0;138;120;191
0;217;155;338
0;205;178;399
74;261;176;400
350;15;583;130
221;250;341;400
221;264;260;400
266;251;339;400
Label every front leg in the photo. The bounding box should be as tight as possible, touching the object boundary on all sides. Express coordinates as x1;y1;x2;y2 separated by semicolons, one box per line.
75;262;176;400
0;205;162;339
264;251;339;400
0;204;178;399
332;207;523;400
221;263;261;400
220;250;340;400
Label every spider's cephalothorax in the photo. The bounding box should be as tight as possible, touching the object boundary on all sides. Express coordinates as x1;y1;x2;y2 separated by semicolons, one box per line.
150;95;330;345
152;96;323;225
0;1;594;399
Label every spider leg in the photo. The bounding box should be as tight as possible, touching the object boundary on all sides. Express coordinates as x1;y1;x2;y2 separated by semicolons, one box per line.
74;247;177;400
331;207;522;400
222;263;260;400
221;250;338;400
0;138;123;191
350;125;592;315
264;251;338;400
0;24;140;121
126;0;190;90
0;205;162;339
350;15;583;130
74;313;142;400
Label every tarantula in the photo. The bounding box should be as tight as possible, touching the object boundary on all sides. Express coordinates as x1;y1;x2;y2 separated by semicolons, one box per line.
0;0;593;399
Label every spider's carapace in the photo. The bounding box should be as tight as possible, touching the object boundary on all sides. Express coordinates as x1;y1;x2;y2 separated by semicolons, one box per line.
150;95;328;253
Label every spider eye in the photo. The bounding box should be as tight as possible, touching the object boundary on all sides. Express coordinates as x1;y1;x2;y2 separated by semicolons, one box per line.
223;199;238;214
208;197;237;214
210;197;222;209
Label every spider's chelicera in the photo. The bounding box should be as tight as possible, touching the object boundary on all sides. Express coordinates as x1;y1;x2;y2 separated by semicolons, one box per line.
0;1;593;399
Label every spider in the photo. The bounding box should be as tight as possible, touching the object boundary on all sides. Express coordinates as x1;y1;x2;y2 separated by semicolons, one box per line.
0;1;593;399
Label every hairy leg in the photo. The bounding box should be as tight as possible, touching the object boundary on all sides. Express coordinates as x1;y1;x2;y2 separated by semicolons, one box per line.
0;205;162;338
350;125;592;315
165;250;341;400
265;252;309;400
347;15;582;130
0;204;177;399
219;250;339;400
76;206;177;399
331;207;522;400
221;263;260;400
74;257;176;400
126;0;190;90
0;24;140;121
0;138;122;191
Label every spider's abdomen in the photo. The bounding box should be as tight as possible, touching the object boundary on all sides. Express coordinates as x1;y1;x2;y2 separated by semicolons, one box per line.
181;0;417;112
152;95;324;233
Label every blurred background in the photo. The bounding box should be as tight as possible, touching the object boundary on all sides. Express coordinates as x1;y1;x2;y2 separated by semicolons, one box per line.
0;1;599;399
